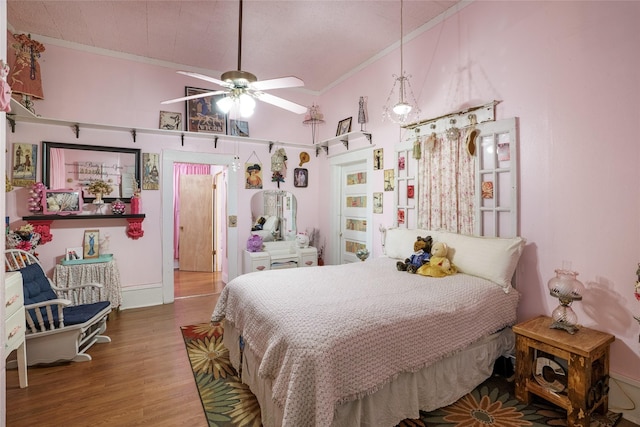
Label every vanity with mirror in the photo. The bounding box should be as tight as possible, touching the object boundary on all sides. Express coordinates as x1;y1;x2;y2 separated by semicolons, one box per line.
22;141;145;241
244;190;317;274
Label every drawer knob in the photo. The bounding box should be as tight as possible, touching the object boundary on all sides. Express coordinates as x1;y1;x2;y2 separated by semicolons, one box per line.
305;261;313;265
5;294;19;307
256;266;265;271
8;325;21;339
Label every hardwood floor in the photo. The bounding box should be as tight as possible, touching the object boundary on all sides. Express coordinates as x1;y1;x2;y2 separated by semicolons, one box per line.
5;270;223;426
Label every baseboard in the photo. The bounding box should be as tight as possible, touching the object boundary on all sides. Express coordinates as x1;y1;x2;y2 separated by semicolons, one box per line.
120;283;164;310
610;372;640;425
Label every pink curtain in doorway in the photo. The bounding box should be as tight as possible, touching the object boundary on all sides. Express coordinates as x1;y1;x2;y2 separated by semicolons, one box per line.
173;162;212;259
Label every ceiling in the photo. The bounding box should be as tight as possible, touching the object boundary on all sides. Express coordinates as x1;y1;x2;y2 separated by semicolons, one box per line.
7;0;460;93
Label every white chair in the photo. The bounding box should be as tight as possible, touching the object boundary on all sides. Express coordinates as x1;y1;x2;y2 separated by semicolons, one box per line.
5;249;112;366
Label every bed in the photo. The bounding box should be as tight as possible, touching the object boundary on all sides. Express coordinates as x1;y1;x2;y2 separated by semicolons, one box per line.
211;229;525;427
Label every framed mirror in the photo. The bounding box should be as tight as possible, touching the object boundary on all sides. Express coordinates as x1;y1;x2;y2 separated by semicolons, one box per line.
250;190;297;241
42;141;141;203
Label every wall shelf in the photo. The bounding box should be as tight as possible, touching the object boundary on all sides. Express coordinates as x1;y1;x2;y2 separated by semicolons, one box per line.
314;131;372;156
7;98;311;150
23;214;146;241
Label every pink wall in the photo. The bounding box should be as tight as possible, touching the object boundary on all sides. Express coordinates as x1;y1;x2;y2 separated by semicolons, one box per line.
316;1;640;381
4;1;639;381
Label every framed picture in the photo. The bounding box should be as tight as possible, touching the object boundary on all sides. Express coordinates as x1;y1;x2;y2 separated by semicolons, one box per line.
384;169;395;191
185;86;227;134
245;163;263;189
336;117;352;136
398;155;405;171
397;209;405;224
230;119;250;137
143;153;160;190
42;190;82;215
294;168;308;188
373;148;383;170
373;192;383;214
83;229;100;259
65;247;83;261
11;143;38;187
159;111;182;130
407;185;414;199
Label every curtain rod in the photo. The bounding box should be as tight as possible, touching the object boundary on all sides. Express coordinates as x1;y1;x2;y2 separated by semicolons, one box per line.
402;100;501;130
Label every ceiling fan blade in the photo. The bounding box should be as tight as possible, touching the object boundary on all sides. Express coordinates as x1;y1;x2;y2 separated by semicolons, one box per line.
161;91;226;105
177;71;233;88
254;92;307;114
250;76;304;91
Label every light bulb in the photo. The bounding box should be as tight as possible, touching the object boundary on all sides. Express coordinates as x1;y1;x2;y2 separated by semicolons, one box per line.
392;102;412;115
216;96;233;114
239;93;256;117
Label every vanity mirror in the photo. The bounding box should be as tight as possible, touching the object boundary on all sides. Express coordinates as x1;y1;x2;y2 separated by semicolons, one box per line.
250;190;297;241
42;141;141;203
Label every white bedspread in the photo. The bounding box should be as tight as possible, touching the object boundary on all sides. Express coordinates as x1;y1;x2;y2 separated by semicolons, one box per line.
211;258;520;427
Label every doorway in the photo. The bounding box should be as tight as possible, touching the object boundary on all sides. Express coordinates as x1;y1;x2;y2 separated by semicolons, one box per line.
161;151;238;305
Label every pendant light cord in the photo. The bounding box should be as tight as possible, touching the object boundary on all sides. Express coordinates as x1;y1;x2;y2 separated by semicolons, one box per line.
237;0;243;71
399;0;404;77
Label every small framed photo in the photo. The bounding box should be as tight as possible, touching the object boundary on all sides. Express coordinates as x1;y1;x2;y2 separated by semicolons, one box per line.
294;168;308;188
336;117;352;136
407;185;414;199
159;111;182;130
398;156;405;171
83;229;100;259
373;192;383;214
373;148;383;170
65;247;83;261
230;119;250;137
384;169;395;191
42;190;82;215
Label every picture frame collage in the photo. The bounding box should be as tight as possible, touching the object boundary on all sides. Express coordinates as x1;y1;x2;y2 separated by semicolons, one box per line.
158;87;249;138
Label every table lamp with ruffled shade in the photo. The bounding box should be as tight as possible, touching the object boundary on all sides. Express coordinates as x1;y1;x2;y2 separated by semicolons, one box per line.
547;269;585;334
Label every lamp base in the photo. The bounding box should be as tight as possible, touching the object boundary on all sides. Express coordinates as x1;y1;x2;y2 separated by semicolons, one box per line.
550;319;580;334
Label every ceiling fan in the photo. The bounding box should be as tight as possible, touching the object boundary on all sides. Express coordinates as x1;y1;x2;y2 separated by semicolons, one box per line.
161;0;306;117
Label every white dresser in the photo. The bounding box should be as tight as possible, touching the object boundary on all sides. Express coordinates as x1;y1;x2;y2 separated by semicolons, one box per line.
4;271;28;388
243;241;318;274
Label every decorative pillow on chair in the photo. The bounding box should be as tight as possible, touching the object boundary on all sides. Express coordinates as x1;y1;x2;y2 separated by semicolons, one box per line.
20;263;57;305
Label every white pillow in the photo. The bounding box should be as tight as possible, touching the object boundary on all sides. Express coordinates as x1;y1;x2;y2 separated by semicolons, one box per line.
384;228;441;259
263;216;279;232
438;231;525;291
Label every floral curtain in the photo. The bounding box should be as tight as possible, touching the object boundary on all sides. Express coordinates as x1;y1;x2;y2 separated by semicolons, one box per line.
173;162;212;259
417;128;475;234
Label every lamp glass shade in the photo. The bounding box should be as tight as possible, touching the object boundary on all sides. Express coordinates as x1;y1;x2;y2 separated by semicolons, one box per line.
547;269;585;333
216;96;234;114
392;102;412;115
239;93;256;117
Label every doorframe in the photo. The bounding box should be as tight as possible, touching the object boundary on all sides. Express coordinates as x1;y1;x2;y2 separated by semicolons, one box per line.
329;147;373;265
161;150;238;304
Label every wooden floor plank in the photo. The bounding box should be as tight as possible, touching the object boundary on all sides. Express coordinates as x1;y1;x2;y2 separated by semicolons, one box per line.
5;271;220;426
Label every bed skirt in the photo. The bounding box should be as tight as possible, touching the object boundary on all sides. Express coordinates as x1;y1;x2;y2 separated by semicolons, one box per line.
223;320;515;427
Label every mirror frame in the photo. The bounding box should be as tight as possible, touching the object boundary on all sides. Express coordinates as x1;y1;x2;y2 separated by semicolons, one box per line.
42;141;142;203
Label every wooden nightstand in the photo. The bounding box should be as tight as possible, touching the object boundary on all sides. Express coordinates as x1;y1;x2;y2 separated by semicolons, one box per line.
513;315;614;427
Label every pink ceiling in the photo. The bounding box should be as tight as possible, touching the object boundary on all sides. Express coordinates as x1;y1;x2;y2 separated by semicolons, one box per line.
7;1;459;93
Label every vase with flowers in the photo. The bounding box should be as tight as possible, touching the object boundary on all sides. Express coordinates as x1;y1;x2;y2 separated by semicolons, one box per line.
87;180;113;214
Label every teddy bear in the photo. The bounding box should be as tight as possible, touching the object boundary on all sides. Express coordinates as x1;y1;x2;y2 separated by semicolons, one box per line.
396;236;433;273
416;241;457;277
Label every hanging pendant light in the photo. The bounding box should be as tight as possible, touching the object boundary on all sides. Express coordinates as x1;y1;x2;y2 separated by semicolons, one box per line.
383;0;420;125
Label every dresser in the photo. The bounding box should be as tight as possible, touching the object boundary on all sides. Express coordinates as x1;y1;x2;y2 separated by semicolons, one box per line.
4;271;28;388
243;241;318;274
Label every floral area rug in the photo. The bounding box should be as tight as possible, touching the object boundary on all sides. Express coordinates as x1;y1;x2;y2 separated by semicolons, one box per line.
181;323;623;427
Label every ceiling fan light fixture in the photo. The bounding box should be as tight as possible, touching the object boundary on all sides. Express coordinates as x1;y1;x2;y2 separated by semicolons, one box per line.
239;93;256;117
217;96;234;114
221;70;257;87
393;102;412;116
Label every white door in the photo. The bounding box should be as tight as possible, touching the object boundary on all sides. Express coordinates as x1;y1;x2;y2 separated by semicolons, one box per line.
339;162;368;263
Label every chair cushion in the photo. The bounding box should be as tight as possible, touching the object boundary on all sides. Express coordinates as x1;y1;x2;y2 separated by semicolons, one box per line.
20;263;57;305
26;301;111;330
63;301;111;326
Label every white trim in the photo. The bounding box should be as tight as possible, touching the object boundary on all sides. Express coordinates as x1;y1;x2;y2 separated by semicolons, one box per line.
329;148;374;265
161;151;238;304
119;284;164;310
610;371;640;424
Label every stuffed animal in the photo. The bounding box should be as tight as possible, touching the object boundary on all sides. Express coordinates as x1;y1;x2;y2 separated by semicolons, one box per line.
246;234;263;252
416;241;457;277
396;236;433;273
